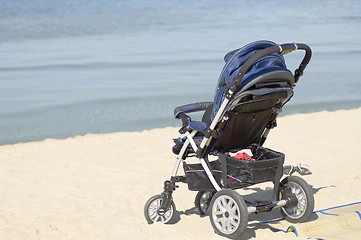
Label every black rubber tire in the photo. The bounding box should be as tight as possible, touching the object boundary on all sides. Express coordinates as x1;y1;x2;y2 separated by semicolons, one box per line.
209;189;248;239
195;191;214;216
144;194;176;224
277;176;314;223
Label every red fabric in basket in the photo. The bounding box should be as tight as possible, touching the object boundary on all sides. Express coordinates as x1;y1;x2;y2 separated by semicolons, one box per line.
232;152;255;161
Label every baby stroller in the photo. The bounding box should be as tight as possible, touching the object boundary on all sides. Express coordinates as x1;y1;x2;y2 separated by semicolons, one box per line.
144;41;314;239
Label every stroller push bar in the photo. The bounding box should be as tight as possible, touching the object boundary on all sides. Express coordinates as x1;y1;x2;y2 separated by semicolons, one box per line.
233;42;312;89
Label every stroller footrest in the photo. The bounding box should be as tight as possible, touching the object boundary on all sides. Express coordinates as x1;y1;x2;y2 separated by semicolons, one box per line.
171;176;187;183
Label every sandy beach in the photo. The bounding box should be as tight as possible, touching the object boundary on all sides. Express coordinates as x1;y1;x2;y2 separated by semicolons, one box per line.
0;108;360;240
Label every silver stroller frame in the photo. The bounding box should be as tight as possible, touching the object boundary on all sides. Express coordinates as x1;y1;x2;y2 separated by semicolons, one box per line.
144;43;315;239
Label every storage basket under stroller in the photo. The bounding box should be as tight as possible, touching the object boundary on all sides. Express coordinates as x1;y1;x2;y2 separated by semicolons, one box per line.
183;146;284;191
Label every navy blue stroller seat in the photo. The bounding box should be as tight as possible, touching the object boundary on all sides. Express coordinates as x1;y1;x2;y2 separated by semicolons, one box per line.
173;41;298;154
145;41;314;239
213;40;293;115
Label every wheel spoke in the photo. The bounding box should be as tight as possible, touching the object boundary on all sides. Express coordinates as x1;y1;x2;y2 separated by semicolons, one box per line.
294;187;301;195
217;201;226;213
230;212;240;221
297;193;304;201
214;209;224;215
221;198;228;209
215;217;223;223
221;219;227;232
231;205;239;216
149;212;158;221
201;205;208;212
290;207;295;215
150;202;159;210
230;218;239;227
149;206;157;212
153;215;160;222
298;201;305;210
225;220;232;231
227;199;233;209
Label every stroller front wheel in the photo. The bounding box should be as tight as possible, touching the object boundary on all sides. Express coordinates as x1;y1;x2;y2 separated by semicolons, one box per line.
277;176;314;223
209;189;248;239
144;194;176;224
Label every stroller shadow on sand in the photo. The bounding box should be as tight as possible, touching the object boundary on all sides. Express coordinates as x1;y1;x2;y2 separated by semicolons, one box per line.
171;183;333;239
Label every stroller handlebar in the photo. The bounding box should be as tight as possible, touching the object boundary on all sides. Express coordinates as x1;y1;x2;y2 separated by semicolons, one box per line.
232;43;312;89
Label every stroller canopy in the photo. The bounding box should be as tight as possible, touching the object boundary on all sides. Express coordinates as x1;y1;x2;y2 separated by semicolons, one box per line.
213;40;290;116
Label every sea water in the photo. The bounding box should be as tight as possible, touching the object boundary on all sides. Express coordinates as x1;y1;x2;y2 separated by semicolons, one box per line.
0;0;361;145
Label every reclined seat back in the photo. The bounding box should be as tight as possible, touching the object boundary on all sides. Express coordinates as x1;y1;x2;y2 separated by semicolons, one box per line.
210;87;293;153
207;40;296;153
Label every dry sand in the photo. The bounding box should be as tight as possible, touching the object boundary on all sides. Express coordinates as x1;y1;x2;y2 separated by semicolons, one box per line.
0;108;360;239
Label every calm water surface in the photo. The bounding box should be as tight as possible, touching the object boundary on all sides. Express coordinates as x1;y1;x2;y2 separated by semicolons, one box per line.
0;0;360;144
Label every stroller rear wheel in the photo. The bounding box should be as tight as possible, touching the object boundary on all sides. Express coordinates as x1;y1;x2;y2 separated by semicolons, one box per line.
144;194;176;224
195;191;214;216
209;189;248;239
277;176;314;223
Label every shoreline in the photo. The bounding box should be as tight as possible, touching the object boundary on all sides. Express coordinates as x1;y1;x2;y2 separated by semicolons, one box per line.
1;105;361;146
0;108;360;239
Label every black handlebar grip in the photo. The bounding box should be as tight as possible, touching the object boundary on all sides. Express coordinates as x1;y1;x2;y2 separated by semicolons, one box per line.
293;43;312;73
177;112;191;127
